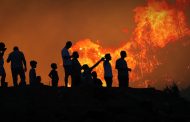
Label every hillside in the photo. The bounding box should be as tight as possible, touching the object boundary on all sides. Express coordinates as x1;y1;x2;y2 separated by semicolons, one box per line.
0;87;190;122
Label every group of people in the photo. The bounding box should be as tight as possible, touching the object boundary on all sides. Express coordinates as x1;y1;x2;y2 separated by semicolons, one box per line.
61;41;132;88
0;41;132;88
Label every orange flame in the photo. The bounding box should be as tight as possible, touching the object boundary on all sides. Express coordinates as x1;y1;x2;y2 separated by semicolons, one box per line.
72;0;190;87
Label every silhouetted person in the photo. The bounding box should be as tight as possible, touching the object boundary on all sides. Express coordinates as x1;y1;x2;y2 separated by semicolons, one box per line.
103;53;113;88
61;41;72;87
71;51;81;87
116;51;131;88
92;71;102;88
7;46;27;87
29;60;37;86
81;57;104;87
49;63;59;87
0;42;7;87
36;76;43;86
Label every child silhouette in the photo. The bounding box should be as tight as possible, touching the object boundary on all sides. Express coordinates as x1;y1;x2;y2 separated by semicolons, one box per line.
29;60;37;86
49;63;59;87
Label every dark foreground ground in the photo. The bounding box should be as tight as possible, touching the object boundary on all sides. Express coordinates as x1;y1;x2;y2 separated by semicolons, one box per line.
0;86;190;122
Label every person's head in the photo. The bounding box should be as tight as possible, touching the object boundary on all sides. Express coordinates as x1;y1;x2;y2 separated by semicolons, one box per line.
51;63;57;70
13;46;19;51
82;64;89;71
120;51;127;59
72;51;79;59
0;42;6;51
91;71;97;79
65;41;72;49
105;53;111;61
0;42;5;48
30;60;37;68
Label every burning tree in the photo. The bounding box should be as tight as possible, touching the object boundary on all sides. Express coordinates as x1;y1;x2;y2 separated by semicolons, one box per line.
71;0;190;88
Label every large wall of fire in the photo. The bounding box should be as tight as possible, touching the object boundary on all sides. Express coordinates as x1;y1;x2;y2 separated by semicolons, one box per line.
1;0;190;89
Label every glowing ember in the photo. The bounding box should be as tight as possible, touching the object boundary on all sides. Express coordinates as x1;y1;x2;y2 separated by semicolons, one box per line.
72;0;190;87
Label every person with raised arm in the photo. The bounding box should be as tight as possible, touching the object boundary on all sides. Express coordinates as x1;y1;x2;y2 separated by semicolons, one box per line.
81;57;105;87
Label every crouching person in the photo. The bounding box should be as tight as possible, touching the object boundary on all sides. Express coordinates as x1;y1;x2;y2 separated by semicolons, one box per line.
29;60;43;87
92;71;102;88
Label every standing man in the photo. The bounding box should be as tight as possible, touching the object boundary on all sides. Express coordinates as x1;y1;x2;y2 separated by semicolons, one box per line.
7;46;27;87
115;51;131;88
61;41;72;87
0;42;7;87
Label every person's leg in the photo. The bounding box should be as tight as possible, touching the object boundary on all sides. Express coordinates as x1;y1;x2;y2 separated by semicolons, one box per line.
73;81;76;87
71;74;80;87
55;81;58;87
64;66;71;87
105;77;108;87
1;68;6;86
76;75;81;87
64;66;69;87
71;75;75;87
52;81;55;87
11;68;18;87
125;77;129;88
19;68;26;86
108;77;113;88
118;77;125;88
105;77;111;88
118;77;122;88
52;80;58;87
120;77;129;88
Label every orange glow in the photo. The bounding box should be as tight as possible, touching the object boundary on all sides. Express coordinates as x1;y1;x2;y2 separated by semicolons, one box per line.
72;0;190;87
1;0;190;88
